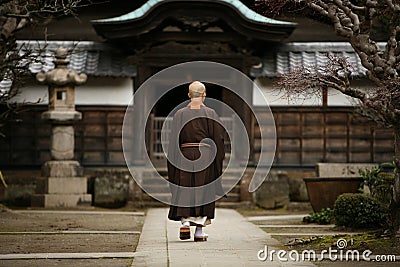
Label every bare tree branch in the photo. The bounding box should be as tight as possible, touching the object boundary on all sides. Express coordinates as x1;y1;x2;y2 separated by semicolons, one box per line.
384;0;400;12
262;0;400;236
0;0;95;137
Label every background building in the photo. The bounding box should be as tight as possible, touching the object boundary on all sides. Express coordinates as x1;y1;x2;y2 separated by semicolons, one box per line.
0;0;394;205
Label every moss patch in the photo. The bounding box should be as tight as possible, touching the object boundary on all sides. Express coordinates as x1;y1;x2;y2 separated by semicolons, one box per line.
274;232;400;255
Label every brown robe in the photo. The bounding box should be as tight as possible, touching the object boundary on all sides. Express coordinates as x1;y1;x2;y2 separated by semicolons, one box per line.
167;105;225;221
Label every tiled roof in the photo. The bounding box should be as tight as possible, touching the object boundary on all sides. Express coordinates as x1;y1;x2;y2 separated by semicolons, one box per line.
18;41;370;78
16;41;137;77
250;42;378;77
92;0;296;26
1;41;374;93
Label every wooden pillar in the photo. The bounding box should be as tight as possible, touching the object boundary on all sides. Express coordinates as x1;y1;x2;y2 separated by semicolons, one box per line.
240;59;257;165
131;65;153;165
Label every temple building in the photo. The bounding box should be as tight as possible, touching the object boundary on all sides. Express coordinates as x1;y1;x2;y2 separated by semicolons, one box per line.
0;0;394;206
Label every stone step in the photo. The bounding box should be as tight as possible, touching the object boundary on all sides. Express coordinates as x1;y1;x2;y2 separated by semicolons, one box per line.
141;184;171;194
219;192;240;202
129;200;170;208
221;177;242;182
138;168;244;203
215;201;251;209
141;177;241;186
141;170;244;177
141;177;169;185
140;191;240;203
140;184;240;194
142;173;242;179
222;185;240;193
141;193;171;203
139;185;241;200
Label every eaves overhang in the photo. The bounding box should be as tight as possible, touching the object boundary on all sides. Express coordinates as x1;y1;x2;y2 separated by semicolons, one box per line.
91;0;297;42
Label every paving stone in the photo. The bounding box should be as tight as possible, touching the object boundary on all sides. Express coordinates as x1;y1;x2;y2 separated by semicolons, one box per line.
132;208;316;266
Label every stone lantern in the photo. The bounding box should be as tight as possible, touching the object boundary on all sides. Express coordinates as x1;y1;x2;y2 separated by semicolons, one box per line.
31;47;91;207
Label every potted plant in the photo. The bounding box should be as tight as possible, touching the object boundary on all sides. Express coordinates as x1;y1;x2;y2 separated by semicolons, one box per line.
303;176;362;212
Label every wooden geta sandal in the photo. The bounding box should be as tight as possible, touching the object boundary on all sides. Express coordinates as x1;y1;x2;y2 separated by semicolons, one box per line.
194;234;208;242
179;226;191;240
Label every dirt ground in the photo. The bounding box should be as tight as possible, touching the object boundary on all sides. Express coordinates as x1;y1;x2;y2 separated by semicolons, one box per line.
0;208;144;267
0;211;144;232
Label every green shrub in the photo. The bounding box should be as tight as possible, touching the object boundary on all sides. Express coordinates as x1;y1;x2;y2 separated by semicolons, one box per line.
374;172;394;206
303;208;334;224
334;193;388;229
359;166;381;193
358;163;394;208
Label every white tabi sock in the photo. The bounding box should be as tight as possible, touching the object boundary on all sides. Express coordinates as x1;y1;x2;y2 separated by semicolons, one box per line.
182;221;190;227
195;226;204;236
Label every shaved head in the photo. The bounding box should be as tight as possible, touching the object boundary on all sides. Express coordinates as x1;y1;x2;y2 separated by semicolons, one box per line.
188;81;206;98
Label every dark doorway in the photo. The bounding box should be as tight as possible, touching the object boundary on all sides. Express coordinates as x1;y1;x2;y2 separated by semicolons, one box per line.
153;82;223;116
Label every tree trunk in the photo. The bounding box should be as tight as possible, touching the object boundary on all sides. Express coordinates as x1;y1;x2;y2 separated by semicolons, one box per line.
392;128;400;235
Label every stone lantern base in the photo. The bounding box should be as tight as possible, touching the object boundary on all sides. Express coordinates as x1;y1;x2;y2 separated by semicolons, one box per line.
31;161;91;207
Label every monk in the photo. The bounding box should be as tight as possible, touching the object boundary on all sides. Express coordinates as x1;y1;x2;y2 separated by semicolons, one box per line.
167;81;225;242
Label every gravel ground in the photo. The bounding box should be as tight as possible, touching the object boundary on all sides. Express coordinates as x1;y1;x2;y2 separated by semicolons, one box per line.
0;212;143;232
0;208;144;267
0;234;138;254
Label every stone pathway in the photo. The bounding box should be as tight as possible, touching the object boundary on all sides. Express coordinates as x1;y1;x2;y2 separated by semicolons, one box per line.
132;208;315;266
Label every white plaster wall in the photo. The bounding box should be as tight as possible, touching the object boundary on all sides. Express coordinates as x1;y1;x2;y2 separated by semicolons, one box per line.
12;77;133;105
253;77;321;106
12;83;49;104
253;77;370;107
327;89;359;106
13;76;370;107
